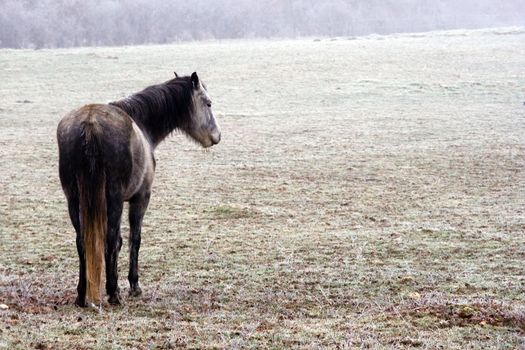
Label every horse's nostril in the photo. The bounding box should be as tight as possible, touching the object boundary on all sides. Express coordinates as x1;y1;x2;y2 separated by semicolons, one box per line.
209;130;221;145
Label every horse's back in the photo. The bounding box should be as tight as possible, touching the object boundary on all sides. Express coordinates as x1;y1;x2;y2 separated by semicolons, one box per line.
57;104;134;195
58;104;132;143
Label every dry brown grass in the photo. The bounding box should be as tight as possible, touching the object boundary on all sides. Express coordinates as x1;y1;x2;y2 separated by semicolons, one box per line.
1;29;525;348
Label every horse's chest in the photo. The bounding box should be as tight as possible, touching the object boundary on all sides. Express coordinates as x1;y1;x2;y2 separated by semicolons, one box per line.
123;123;154;200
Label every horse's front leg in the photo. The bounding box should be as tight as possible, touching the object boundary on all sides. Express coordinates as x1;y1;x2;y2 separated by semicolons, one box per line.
128;189;151;297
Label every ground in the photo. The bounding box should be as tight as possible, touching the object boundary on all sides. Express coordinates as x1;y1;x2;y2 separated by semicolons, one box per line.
0;28;524;349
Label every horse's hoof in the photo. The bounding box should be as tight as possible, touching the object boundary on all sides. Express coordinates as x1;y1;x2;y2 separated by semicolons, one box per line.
129;286;142;298
108;293;122;305
75;296;87;307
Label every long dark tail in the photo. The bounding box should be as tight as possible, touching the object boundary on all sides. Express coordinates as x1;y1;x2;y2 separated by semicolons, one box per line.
77;117;106;304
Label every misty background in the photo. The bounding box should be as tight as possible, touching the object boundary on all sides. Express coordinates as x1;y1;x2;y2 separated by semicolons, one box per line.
0;0;524;49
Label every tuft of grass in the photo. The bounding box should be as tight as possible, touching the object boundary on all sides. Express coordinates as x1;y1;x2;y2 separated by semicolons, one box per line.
402;300;525;330
209;205;257;220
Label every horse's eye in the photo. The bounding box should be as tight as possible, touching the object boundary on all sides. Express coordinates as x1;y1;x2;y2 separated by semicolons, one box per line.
207;102;212;107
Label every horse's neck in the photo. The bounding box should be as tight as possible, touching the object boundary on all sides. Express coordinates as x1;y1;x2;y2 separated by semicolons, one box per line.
140;116;176;149
111;79;193;147
111;101;173;148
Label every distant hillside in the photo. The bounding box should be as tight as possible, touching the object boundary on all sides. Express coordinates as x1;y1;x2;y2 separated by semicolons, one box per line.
0;0;523;48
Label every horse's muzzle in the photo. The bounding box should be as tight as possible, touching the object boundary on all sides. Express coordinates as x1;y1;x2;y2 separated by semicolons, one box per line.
211;132;221;145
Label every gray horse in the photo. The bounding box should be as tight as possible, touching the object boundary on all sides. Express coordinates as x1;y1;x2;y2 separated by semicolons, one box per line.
57;72;220;306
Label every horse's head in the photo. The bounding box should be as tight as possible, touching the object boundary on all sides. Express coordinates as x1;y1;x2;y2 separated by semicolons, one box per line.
184;72;221;148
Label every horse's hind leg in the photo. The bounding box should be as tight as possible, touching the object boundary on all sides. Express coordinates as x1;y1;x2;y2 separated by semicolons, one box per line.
128;190;151;297
106;190;124;305
67;195;87;307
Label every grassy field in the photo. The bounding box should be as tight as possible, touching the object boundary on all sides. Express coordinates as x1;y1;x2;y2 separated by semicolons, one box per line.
1;27;524;349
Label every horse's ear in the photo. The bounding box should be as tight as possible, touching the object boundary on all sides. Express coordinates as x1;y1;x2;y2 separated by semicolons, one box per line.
191;72;200;89
173;71;179;78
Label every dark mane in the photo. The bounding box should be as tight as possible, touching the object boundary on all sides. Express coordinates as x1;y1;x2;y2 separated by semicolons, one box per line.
110;76;194;144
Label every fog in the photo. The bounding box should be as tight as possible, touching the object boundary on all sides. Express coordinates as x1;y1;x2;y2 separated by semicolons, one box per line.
0;0;523;48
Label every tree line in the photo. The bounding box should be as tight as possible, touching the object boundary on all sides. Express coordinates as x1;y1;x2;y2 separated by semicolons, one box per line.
0;0;522;48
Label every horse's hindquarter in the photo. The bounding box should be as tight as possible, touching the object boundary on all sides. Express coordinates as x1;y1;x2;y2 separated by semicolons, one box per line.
57;104;146;198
